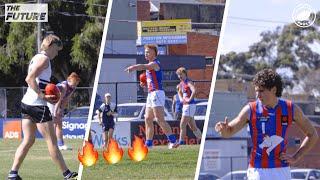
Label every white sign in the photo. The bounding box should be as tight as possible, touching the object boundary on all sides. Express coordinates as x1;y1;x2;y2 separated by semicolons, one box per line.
203;149;220;171
5;3;48;22
91;121;131;148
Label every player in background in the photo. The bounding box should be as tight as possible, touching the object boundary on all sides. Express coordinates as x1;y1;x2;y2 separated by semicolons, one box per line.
176;67;202;145
48;72;80;150
8;35;77;180
96;93;116;149
125;44;178;149
215;68;319;180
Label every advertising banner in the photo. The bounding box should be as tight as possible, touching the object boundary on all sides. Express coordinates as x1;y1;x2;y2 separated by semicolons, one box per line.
137;19;191;45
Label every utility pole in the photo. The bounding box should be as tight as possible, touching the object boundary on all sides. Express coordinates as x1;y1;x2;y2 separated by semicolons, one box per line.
37;0;42;52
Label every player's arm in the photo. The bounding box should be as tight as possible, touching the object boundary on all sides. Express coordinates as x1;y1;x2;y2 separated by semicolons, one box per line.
25;56;49;98
215;105;249;138
178;86;183;100
54;84;66;115
280;104;319;164
186;81;196;102
125;62;159;72
172;95;176;114
96;105;103;125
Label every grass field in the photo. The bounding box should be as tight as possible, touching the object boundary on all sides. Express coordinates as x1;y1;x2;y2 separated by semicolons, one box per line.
81;145;200;180
0;139;82;180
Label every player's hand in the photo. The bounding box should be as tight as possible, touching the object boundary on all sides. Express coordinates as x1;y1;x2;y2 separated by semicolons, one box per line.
44;95;59;104
98;121;102;126
280;152;298;165
125;66;133;73
215;117;231;135
183;97;190;104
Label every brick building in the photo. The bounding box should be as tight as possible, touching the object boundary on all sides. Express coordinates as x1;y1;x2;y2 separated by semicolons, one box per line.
137;0;225;98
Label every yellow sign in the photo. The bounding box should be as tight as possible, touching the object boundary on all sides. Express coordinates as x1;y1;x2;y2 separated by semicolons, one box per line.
137;19;191;36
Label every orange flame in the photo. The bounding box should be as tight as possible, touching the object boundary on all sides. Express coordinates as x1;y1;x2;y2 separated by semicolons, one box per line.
78;141;99;167
103;138;124;164
128;136;148;162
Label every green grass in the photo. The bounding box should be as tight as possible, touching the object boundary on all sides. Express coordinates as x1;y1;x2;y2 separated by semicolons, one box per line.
0;140;200;179
82;145;200;180
0;139;82;180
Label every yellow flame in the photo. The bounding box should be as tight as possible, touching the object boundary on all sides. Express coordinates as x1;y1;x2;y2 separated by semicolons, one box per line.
78;141;99;167
128;136;148;162
103;138;124;164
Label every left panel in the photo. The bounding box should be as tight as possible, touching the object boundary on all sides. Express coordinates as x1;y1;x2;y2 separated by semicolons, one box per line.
0;1;108;179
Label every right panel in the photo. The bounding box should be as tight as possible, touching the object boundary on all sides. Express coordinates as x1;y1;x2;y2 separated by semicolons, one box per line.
199;0;320;180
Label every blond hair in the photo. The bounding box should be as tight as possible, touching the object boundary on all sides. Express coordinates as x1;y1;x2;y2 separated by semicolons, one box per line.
144;44;158;55
176;67;187;76
40;34;62;51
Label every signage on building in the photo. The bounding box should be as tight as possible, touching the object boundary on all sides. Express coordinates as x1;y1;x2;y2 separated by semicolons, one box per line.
137;19;191;45
3;119;22;139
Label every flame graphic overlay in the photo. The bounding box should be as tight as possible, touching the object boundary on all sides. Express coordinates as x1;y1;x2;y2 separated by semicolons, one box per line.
103;138;124;164
128;136;148;162
78;141;99;167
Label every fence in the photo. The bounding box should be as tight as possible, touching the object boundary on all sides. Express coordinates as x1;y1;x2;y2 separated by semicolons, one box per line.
0;87;93;118
96;80;212;106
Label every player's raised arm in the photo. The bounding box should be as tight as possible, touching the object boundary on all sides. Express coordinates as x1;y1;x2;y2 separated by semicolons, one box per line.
215;104;250;138
280;104;319;164
125;62;159;73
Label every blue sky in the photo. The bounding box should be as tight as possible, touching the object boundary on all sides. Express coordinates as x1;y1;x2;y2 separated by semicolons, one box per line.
221;0;320;54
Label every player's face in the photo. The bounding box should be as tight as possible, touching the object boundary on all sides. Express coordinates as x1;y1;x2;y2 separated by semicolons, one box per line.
255;86;276;106
176;72;186;80
51;44;62;58
68;79;79;88
105;96;111;103
144;48;156;61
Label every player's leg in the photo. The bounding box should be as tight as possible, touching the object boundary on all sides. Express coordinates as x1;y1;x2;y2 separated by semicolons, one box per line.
151;91;178;148
144;107;155;147
179;115;189;145
8;118;36;180
188;117;202;139
186;104;201;139
103;130;108;149
54;115;70;150
108;128;114;142
37;121;77;179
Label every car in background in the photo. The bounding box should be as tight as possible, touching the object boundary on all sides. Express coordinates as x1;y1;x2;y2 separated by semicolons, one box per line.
199;172;220;180
291;169;320;180
64;106;89;119
219;170;247;180
194;101;208;121
115;102;174;122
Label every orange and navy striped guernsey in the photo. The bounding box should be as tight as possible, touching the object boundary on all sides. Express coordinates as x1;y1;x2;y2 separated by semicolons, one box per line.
146;60;163;93
248;99;293;168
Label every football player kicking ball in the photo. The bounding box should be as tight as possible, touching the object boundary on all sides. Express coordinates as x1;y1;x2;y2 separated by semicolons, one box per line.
7;35;77;180
125;44;179;149
215;69;318;180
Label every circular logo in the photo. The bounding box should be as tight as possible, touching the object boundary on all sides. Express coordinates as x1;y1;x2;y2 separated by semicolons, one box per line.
292;3;316;28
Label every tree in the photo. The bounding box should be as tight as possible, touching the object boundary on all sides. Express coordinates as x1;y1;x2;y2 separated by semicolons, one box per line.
0;0;108;87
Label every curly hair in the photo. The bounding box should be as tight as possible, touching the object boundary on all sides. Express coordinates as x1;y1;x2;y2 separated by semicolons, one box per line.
253;68;283;97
